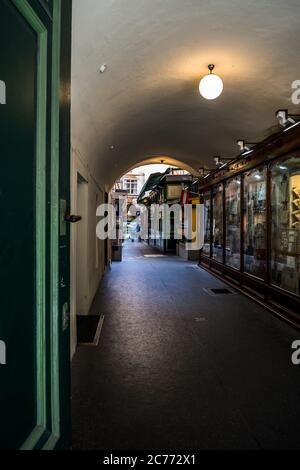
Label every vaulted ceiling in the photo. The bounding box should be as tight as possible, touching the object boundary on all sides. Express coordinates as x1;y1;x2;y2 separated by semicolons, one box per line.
71;0;300;188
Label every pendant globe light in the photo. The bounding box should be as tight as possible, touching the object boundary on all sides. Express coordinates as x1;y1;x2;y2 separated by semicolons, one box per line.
199;64;223;100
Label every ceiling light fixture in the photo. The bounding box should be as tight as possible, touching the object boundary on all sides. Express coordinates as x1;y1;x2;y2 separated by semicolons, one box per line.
199;64;223;100
199;167;216;177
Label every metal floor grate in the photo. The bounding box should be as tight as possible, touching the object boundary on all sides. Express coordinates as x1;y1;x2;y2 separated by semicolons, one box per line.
211;288;232;294
203;288;235;296
77;314;105;346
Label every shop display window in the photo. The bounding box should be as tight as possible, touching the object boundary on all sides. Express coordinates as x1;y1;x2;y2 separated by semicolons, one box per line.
203;191;211;256
225;177;241;269
271;156;300;295
243;168;267;278
212;184;224;262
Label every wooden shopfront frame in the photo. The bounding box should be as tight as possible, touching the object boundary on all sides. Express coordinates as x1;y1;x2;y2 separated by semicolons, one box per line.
199;124;300;330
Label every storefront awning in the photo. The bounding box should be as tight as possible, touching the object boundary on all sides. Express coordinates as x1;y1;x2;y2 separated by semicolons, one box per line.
137;172;166;203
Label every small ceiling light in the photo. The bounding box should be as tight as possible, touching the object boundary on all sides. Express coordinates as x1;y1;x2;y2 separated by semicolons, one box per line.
99;64;108;74
214;156;232;166
199;64;223;100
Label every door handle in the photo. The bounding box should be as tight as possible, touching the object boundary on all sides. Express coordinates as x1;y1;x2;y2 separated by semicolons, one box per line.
64;214;82;223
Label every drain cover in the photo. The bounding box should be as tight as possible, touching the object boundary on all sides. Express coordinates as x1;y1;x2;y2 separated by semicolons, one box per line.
203;288;235;296
211;288;232;295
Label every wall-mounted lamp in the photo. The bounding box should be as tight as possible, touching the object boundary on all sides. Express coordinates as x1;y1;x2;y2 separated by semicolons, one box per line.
276;109;300;127
199;65;223;100
213;156;232;167
237;140;257;153
199;167;215;178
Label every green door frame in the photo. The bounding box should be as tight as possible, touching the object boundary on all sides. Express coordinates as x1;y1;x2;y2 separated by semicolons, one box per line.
11;0;65;450
13;0;48;450
43;0;62;450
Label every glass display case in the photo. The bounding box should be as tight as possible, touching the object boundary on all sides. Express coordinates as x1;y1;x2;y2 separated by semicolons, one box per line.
225;177;241;269
203;191;211;256
243;168;267;279
271;156;300;295
198;125;300;326
212;184;223;262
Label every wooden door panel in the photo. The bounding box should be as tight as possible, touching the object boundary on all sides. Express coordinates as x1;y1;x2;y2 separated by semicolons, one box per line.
0;0;72;450
0;0;39;449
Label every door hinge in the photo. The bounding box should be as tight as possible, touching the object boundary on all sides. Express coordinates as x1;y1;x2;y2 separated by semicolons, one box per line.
62;302;70;332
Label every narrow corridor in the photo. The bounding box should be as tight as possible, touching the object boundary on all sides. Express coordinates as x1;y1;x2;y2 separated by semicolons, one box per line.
72;242;300;450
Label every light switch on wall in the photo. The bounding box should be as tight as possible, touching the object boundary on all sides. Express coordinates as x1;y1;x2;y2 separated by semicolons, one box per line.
0;80;6;104
0;340;6;365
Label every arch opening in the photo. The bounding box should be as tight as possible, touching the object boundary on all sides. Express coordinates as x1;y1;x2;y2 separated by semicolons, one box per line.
111;154;200;191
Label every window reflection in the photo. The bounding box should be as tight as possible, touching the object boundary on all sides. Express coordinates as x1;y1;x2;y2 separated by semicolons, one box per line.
203;191;211;256
244;168;267;278
212;184;223;262
225;177;241;269
271;157;300;295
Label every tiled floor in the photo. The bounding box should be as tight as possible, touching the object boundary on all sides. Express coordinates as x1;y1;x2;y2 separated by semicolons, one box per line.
72;242;300;450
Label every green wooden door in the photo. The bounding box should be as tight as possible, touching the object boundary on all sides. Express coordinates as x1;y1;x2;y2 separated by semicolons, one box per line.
0;0;72;450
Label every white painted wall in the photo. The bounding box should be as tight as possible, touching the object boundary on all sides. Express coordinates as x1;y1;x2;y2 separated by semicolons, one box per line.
70;148;106;358
76;176;89;314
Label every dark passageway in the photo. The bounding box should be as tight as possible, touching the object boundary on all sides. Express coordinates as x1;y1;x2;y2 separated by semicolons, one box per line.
72;242;300;450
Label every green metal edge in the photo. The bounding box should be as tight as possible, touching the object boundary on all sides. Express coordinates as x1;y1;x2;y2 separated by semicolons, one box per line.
12;0;48;450
42;434;59;451
19;426;45;451
48;0;62;447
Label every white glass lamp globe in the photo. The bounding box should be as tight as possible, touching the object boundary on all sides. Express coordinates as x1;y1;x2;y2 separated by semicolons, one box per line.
199;66;223;100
